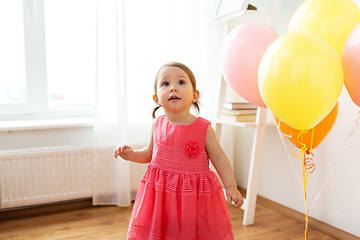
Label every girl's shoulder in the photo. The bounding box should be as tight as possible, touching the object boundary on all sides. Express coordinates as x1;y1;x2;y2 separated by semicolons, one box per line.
197;116;211;126
153;115;173;131
154;115;167;126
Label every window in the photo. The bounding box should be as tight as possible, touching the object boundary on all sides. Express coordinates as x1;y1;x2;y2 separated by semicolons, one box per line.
0;0;96;118
0;1;26;106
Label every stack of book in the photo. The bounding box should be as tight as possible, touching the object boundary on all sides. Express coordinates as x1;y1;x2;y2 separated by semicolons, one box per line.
219;102;258;122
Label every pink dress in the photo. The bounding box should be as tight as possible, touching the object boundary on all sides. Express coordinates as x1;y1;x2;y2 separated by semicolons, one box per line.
127;115;234;240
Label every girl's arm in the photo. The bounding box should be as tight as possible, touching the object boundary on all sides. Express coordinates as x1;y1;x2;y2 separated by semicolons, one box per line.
205;125;244;208
114;123;154;163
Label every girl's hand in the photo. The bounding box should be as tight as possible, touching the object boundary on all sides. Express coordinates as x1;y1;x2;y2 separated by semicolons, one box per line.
114;145;133;160
226;187;244;209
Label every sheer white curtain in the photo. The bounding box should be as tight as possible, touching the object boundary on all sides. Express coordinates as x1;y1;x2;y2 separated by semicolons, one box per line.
93;0;206;206
93;0;131;206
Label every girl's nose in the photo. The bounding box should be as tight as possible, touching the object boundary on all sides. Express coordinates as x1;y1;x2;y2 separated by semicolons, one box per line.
170;85;178;92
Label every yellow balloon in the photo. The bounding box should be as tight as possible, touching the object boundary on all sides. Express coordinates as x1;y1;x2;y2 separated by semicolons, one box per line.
258;31;343;130
289;0;360;56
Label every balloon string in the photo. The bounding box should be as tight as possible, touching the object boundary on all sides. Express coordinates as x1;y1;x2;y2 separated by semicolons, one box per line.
304;128;315;173
343;111;360;146
291;129;316;174
275;119;303;190
291;130;314;240
308;110;359;214
302;128;314;240
303;153;309;240
292;130;307;158
309;156;339;213
276;120;292;138
274;119;344;239
304;152;315;174
303;128;314;240
309;128;346;212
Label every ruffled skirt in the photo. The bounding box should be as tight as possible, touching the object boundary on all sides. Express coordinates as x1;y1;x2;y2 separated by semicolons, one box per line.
127;165;234;240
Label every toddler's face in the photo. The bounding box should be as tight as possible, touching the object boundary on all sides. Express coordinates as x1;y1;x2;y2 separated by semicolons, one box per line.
153;66;198;114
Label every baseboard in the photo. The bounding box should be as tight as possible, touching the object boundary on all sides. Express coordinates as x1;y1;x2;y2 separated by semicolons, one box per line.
239;188;359;240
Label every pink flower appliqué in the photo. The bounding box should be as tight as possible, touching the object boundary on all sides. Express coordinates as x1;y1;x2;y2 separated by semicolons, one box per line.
185;141;200;158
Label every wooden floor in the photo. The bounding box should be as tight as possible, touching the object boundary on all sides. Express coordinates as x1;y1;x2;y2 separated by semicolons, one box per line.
0;201;337;240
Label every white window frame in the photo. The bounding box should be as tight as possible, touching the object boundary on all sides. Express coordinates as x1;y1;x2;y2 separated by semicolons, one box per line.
0;0;94;120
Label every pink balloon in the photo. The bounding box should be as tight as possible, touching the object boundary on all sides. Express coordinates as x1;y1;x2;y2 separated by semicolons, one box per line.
342;22;360;107
221;22;279;107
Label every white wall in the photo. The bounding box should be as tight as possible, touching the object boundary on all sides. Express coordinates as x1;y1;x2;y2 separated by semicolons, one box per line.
204;0;360;237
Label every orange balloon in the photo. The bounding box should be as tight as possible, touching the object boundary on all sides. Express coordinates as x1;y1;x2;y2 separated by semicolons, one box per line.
275;103;338;150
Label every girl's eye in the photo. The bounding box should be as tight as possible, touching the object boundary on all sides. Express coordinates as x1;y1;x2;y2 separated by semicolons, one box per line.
178;80;185;85
161;81;169;87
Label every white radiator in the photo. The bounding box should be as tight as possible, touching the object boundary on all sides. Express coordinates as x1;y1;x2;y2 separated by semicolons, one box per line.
0;147;93;209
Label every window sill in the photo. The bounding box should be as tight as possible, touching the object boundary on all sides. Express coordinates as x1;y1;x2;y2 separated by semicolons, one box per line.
0;117;94;132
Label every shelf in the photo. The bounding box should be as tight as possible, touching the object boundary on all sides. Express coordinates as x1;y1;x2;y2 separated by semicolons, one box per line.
211;0;292;226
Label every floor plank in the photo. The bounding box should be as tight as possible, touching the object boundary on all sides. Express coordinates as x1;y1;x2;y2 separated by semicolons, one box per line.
0;202;337;239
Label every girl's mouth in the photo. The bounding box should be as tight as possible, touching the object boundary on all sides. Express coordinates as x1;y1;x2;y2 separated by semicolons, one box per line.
169;96;180;101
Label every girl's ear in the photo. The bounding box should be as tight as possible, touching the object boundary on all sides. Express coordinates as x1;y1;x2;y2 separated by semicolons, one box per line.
153;94;160;105
193;90;200;102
